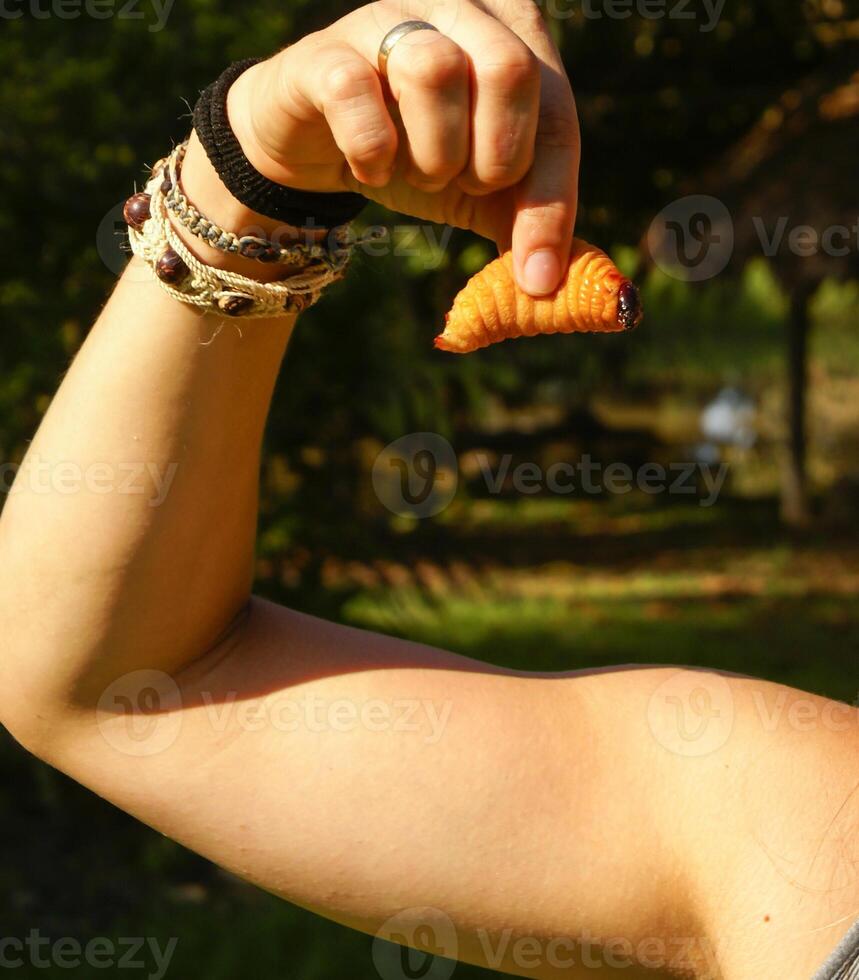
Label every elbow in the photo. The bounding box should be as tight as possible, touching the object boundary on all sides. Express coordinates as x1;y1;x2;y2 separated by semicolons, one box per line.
0;691;71;767
1;715;44;763
0;640;86;768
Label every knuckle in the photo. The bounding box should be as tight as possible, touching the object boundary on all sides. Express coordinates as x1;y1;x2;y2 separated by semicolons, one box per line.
459;168;514;195
477;143;534;188
413;157;463;185
438;158;469;182
400;40;468;89
537;103;581;148
474;160;529;190
346;127;394;166
474;133;535;188
521;200;570;227
323;57;376;104
476;40;539;91
456;174;492;196
408;173;448;193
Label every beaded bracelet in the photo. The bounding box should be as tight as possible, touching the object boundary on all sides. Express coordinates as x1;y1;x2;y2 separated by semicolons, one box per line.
159;141;351;268
124;142;352;318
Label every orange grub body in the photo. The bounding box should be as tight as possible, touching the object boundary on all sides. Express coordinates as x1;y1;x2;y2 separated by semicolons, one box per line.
436;239;643;354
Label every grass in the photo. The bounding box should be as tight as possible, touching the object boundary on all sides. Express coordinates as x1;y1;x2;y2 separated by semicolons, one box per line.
342;567;858;701
335;496;858;703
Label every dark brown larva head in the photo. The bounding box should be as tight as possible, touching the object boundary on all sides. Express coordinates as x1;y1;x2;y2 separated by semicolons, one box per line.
617;281;643;332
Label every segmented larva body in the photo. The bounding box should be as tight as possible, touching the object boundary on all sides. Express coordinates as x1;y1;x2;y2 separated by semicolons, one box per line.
435;239;643;354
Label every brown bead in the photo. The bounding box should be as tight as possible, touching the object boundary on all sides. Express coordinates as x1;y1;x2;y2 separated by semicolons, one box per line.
123;193;151;232
160;177;172;195
155;248;189;285
217;293;254;317
285;293;315;315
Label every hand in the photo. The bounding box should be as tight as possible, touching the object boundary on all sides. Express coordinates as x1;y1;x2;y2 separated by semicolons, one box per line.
228;0;581;296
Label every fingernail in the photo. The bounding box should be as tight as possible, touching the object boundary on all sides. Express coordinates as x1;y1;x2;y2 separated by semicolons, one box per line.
522;249;561;296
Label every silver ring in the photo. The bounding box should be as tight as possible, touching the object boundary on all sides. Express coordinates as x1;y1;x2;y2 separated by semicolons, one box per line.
378;20;440;79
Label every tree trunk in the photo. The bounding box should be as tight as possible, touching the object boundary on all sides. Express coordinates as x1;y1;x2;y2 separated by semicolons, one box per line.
780;284;814;527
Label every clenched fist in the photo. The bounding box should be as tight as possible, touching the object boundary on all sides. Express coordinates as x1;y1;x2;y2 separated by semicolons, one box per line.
227;0;581;297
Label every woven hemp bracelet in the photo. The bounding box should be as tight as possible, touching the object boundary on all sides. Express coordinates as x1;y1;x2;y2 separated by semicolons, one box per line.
124;141;352;318
162;141;353;268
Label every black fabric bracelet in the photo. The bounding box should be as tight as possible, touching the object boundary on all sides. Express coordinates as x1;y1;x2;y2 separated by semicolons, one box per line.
193;58;367;229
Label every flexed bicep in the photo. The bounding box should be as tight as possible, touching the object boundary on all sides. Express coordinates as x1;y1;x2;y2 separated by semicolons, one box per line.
45;599;724;980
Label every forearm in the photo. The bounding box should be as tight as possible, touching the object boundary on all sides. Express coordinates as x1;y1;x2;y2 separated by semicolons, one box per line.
0;139;296;730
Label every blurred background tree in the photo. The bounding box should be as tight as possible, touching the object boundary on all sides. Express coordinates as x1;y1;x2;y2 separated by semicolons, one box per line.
1;2;858;977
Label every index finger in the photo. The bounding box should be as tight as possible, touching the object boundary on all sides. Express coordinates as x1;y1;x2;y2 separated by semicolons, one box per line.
480;0;581;296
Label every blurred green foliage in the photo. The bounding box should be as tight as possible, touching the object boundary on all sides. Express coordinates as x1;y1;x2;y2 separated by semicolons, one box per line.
0;0;842;467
